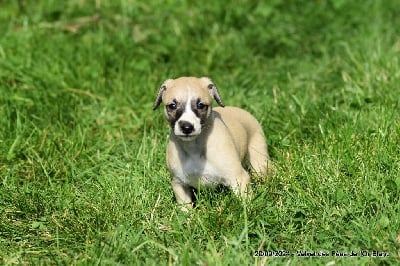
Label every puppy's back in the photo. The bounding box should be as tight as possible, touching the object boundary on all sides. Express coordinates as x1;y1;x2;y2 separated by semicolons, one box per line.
213;106;264;155
213;106;264;136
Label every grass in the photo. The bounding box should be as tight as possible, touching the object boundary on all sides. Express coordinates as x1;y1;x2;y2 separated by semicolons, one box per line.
0;0;399;265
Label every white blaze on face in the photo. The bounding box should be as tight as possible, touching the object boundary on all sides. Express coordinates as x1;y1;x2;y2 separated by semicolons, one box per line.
174;93;202;140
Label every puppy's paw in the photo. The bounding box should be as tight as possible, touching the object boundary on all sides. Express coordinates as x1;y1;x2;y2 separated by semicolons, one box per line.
178;202;194;212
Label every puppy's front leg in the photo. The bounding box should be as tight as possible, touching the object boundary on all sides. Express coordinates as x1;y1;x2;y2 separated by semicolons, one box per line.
171;179;193;211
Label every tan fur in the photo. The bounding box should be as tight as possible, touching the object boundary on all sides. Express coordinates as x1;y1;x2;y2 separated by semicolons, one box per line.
154;77;274;210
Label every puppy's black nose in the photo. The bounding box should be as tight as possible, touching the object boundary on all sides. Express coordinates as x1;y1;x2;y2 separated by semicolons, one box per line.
179;121;194;135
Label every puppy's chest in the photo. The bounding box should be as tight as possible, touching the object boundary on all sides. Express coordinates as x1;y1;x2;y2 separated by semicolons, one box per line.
178;154;223;187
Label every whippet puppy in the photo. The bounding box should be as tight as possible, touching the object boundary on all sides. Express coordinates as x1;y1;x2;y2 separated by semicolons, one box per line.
153;77;274;210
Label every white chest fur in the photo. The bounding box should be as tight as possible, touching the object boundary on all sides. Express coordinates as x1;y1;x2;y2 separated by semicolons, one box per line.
175;153;224;188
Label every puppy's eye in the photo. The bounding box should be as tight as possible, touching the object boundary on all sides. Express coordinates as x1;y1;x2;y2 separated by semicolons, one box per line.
197;102;206;110
167;103;177;110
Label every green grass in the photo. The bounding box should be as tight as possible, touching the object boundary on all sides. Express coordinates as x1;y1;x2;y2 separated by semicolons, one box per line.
1;0;399;265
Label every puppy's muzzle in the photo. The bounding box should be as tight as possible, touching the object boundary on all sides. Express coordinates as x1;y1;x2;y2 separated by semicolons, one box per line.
178;121;194;135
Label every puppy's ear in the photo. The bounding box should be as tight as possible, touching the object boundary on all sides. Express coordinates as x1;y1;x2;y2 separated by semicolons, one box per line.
153;84;167;110
208;83;224;107
202;78;224;107
153;79;173;110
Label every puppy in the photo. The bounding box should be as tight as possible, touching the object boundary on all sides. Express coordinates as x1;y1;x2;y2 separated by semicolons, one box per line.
153;77;274;210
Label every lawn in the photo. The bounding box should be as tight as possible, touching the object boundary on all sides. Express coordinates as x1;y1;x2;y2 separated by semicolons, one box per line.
1;0;399;265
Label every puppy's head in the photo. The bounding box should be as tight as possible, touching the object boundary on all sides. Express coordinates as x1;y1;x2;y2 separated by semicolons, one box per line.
153;77;224;141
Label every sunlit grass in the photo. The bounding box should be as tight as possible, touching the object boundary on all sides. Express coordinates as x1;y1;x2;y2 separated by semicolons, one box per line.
1;0;399;264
